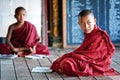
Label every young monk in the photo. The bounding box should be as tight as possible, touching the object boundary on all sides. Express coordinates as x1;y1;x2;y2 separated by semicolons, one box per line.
51;9;116;76
0;7;50;57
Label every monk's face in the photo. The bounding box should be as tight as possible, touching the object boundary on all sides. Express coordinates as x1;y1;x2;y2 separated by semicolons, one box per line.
15;10;26;23
78;14;96;33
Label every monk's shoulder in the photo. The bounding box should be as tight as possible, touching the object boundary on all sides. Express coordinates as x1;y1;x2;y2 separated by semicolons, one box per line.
25;21;36;28
25;21;34;26
8;23;16;30
100;29;109;36
98;29;111;40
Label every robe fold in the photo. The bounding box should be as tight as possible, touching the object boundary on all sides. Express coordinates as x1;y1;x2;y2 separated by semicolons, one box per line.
0;21;49;57
51;25;117;76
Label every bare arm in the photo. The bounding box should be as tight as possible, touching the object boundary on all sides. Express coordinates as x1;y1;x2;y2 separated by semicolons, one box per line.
7;26;30;52
6;25;18;52
6;25;35;53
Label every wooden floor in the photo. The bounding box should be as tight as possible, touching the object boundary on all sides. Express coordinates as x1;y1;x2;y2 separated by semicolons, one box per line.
0;47;120;80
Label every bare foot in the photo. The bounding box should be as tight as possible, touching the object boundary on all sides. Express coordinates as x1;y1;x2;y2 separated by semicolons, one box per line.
17;52;23;57
29;47;36;54
58;68;62;73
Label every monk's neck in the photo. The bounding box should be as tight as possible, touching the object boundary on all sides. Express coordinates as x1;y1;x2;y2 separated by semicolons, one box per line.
16;21;24;26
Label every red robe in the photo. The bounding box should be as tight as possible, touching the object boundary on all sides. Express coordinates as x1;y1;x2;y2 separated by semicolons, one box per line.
51;25;117;76
0;21;49;57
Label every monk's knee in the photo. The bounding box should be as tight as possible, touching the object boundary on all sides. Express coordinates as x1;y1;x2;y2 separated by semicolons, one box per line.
60;58;77;76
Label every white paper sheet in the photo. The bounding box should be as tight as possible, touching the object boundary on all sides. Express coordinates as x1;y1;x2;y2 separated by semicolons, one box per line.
32;67;52;73
25;55;49;59
0;54;18;59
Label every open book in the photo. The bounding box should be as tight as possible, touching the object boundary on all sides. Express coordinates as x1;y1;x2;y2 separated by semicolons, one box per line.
0;54;18;59
25;54;49;59
32;67;52;73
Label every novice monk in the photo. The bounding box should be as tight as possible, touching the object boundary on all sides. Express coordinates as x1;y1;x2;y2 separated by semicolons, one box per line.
0;7;49;57
51;10;116;76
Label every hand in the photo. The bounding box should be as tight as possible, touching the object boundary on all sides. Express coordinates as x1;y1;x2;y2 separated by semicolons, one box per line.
29;46;36;54
12;48;20;52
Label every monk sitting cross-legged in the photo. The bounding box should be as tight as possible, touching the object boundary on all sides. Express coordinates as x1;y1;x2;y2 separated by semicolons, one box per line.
51;9;117;76
0;7;50;57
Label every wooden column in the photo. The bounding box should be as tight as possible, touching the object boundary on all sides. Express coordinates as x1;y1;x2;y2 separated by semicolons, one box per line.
52;0;59;37
48;0;62;47
41;0;48;46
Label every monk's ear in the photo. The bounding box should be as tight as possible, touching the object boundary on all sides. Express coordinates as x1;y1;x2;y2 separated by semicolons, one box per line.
14;15;16;18
94;18;96;24
78;22;80;26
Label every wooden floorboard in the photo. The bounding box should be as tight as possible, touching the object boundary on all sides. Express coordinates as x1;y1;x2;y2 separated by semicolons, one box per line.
25;58;48;80
109;75;120;80
0;47;120;80
79;76;96;80
1;59;16;80
13;58;33;80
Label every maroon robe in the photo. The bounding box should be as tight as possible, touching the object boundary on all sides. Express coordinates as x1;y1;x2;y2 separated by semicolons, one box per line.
51;25;117;76
0;21;49;57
